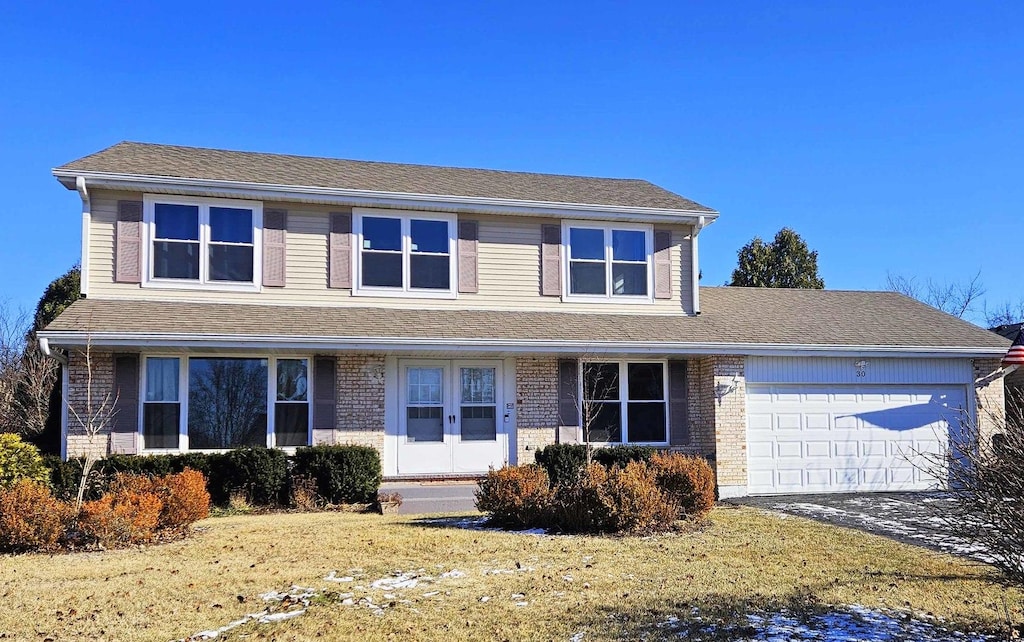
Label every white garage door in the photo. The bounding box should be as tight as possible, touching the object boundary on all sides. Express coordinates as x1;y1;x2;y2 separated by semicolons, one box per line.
747;384;967;494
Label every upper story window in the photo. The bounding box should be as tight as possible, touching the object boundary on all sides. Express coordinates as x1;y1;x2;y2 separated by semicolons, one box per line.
143;195;262;290
564;223;652;301
353;209;457;298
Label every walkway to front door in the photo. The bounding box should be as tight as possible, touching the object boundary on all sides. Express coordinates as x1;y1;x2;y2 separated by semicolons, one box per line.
396;359;507;475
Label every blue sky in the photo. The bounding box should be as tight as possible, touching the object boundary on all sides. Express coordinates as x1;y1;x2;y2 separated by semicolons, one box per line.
1;2;1021;325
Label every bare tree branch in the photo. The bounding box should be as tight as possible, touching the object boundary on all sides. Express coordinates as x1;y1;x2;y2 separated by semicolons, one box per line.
0;301;57;436
885;270;985;319
66;335;117;510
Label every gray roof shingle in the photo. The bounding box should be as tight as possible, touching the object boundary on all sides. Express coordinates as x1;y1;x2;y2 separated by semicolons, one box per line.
42;287;1008;351
55;142;715;212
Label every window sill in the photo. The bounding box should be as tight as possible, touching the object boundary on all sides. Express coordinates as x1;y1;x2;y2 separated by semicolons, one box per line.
352;287;458;300
140;446;306;455
142;279;262;293
562;295;655;305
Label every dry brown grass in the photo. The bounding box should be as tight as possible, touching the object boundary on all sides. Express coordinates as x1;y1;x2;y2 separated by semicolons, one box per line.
0;505;1021;641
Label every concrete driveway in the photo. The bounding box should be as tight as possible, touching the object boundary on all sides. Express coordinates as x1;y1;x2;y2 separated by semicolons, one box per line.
730;492;990;563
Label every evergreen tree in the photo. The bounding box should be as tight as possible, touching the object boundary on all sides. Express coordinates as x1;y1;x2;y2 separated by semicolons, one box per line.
729;228;824;289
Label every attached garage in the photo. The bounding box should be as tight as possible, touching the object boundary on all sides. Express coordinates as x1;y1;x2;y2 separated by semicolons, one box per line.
745;357;972;495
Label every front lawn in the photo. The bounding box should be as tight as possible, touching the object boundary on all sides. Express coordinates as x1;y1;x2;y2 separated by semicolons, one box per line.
0;506;1019;641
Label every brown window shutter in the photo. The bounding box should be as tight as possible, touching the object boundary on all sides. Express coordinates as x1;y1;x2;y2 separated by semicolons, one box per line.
557;358;579;426
329;212;352;289
115;201;143;284
312;357;337;445
263;209;287;287
654;228;672;300
111;354;139;454
541;224;562;296
458;220;479;293
668;360;689;446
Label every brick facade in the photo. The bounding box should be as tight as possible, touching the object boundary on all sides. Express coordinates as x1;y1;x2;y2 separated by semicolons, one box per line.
514;357;559;465
973;357;1006;445
333;354;387;452
66;349;116;458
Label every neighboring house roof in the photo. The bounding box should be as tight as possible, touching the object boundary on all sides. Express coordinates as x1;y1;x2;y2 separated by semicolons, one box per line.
42;287;1008;356
54;142;715;213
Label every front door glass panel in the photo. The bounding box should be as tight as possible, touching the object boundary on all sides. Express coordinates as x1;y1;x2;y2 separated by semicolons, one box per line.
407;367;444;442
460;367;497;441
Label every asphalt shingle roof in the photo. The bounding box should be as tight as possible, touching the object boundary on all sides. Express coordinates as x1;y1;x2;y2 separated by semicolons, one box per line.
43;287;1008;351
55;142;714;212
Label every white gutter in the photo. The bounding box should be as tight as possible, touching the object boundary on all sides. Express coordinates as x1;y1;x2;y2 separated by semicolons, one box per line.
691;215;706;314
53;170;720;225
76;177;90;298
35;330;1007;359
38;337;67;365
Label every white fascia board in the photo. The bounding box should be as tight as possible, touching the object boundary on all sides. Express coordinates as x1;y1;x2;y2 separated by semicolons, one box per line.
52;170;719;225
36;330;1007;359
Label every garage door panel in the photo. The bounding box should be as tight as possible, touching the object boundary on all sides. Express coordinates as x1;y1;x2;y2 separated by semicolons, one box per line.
747;383;964;494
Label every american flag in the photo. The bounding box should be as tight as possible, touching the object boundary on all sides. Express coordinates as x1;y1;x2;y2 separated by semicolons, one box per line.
1002;326;1024;367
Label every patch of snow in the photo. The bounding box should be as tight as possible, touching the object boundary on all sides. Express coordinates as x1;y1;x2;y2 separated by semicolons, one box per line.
324;571;355;583
440;569;466;578
569;633;585;642
258;609;305;623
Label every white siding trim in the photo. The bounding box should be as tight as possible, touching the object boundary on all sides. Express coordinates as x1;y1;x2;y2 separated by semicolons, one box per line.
746;356;974;385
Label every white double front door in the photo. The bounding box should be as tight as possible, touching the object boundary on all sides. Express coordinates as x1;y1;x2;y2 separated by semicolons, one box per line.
397;359;507;475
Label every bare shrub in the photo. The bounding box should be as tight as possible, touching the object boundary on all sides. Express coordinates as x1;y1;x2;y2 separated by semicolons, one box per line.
920;387;1024;583
650;452;716;518
475;465;552;528
291;474;322;512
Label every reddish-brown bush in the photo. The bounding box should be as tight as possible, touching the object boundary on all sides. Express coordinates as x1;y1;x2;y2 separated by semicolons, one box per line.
159;469;211;529
650;452;716;518
79;482;163;547
603;461;677;534
475;465;552;528
549;462;613;533
0;480;69;552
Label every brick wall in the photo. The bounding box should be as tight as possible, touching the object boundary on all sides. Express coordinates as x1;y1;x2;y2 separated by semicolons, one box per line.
515;357;559;465
710;356;747;493
684;358;716;457
66;349;115;458
334;354;387;452
973;357;1006;444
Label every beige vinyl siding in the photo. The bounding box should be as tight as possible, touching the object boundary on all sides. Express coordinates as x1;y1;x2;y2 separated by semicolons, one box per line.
87;190;694;315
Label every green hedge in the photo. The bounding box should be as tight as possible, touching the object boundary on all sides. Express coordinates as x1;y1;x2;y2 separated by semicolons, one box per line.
292;445;382;504
44;446;381;508
534;444;657;486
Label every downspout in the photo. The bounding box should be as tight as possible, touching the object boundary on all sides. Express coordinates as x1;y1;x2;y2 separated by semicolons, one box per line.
691;216;706;315
76;176;90;298
38;338;70;460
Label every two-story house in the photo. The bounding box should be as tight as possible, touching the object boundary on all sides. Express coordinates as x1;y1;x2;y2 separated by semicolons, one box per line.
39;142;1010;498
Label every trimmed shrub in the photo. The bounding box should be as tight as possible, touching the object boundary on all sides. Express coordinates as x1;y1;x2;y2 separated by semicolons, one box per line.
535;444;658;487
534;444;588;487
207;448;289;506
291;445;382;504
0;433;50;488
602;461;676;534
79;476;164;547
475;465;552;528
549;463;613;533
43;455;84;501
593;446;656;470
156;469;211;529
0;480;69;552
650;452;716;518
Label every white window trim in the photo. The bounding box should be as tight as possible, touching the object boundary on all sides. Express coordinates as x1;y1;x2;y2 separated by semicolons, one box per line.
562;221;654;304
352;208;458;300
139;354;313;453
579;360;669;446
142;194;263;292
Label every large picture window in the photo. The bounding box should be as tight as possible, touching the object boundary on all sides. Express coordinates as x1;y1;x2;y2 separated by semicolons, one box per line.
581;361;667;444
141;355;311;451
144;196;262;289
354;210;456;297
565;224;652;300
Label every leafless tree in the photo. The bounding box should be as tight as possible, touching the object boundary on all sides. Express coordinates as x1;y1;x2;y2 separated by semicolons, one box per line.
984;299;1024;328
0;302;58;436
66;337;117;510
885;271;985;319
572;359;621;464
918;387;1024;584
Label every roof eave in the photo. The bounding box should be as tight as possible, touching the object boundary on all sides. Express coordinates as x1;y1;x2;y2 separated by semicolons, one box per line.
53;169;719;224
36;330;1006;359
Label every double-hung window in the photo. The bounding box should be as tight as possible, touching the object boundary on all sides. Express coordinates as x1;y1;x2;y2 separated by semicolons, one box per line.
144;195;262;289
354;210;456;297
565;223;652;300
581;361;667;444
141;355;311;451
